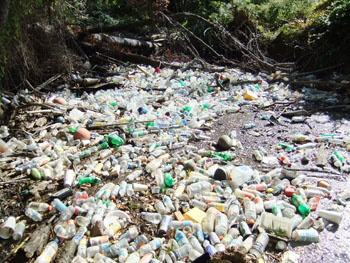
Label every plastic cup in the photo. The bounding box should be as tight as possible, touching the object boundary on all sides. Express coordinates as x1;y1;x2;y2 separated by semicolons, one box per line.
0;216;16;239
318;210;342;225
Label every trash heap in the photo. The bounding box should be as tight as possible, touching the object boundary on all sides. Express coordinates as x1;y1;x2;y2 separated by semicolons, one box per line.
0;65;349;263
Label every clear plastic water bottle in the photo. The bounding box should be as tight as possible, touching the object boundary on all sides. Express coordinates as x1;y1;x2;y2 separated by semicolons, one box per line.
72;226;87;244
215;213;228;237
77;236;87;257
243;197;256;224
203;240;217;256
188;235;204;253
118;248;129;263
34;240;58;263
25;208;42;222
12;220;26;241
154;200;166;215
126;251;140;263
163;195;175;213
28;202;52;212
119;181;127;197
141;212;162;224
175;230;189;247
202;207;219;235
139;238;164;256
120;226;139;242
169;243;192;261
60;206;75;222
54;224;68;239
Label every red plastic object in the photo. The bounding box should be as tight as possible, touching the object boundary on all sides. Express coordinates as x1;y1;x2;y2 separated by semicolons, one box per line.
284;185;296;196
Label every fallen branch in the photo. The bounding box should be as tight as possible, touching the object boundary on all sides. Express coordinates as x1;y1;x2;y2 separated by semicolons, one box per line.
36;74;61;91
91;33;161;49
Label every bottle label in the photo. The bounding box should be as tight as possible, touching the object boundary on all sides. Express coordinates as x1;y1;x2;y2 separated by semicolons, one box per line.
41;245;57;262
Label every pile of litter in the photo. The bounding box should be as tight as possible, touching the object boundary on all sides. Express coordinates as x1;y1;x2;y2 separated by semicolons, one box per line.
0;65;349;263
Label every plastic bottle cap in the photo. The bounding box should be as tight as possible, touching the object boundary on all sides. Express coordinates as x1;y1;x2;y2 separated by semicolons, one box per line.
247;219;255;225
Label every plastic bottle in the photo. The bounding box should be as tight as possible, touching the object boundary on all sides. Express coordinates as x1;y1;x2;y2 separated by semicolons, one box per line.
54;224;68;239
234;189;255;200
188;235;204;253
77;236;87;257
139;238;164;256
64;169;75;188
209;232;221;245
189;199;207;211
186;181;212;197
163;195;175;213
193;223;204;242
292;194;310;217
28;202;52;212
12;220;26;241
25;208;42;222
126;184;134;196
249;233;269;258
34;240;58;263
227;202;240;221
154;200;166;215
170;243;192;260
158;216;172;235
202;207;219;235
175;230;189;246
60;206;75;222
118;248;129;263
292;229;319;242
111;184;120;200
120;226;139;242
105;238;129;258
78;176;101;186
51;198;67;212
215;213;228;237
229;236;243;249
72;226;87;244
141;212;162;224
126;251;140;263
243;197;256;224
174;180;186;198
119;181;127;197
203;240;217;256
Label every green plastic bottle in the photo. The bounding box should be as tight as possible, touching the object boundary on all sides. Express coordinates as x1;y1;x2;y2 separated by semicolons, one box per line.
78;176;100;186
164;173;174;187
292;194;310;217
31;168;43;180
105;135;124;148
272;205;283;217
98;142;109;150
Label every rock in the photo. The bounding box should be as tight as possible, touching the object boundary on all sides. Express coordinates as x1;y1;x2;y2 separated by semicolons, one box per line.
53;97;67;105
73;128;90;140
217;135;232;150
